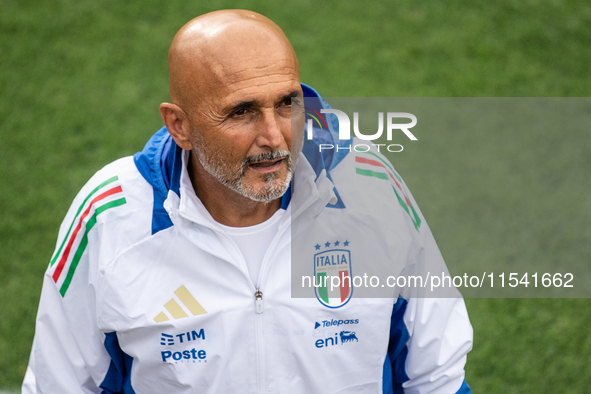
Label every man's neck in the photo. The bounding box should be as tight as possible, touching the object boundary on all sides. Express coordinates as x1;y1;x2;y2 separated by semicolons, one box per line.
188;151;282;227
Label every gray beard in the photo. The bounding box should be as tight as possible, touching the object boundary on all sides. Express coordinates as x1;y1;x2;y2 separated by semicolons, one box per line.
198;150;295;203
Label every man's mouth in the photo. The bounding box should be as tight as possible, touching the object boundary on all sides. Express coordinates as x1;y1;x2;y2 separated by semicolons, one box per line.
249;158;284;168
248;158;285;173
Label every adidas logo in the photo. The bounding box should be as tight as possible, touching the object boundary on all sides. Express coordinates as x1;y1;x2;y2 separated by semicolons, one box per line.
154;285;207;323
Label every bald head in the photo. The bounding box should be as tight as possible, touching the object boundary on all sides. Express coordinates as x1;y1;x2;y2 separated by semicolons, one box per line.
168;10;300;112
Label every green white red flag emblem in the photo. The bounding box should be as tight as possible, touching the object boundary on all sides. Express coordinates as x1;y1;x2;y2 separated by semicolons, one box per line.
314;247;353;308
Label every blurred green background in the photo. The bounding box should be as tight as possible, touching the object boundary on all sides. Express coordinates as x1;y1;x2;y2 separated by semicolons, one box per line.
1;0;590;392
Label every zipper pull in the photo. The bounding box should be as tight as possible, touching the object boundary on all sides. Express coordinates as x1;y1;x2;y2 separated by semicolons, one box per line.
255;289;263;314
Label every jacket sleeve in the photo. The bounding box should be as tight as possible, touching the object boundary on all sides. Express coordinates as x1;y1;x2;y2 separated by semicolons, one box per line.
385;168;473;393
23;175;126;393
387;296;472;394
23;271;111;393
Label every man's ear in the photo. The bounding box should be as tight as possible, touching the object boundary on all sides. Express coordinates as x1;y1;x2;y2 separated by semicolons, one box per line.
159;103;194;150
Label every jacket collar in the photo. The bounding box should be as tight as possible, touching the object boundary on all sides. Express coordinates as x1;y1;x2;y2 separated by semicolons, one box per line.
167;150;336;230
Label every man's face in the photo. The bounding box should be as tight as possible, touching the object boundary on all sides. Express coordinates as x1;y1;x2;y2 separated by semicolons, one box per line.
184;36;304;203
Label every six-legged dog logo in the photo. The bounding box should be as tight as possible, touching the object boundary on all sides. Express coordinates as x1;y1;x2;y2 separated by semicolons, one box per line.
339;331;358;344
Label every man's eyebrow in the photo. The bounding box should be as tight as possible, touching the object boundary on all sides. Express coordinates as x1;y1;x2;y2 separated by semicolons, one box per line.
225;90;301;114
280;90;301;103
225;99;259;114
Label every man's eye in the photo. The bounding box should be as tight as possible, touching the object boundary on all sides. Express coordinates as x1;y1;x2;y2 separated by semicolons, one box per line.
232;109;247;117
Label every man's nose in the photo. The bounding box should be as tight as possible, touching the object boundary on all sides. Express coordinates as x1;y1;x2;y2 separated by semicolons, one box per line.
256;109;285;149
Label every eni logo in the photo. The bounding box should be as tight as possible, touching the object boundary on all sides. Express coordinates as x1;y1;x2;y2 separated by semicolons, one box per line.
339;331;358;343
315;330;360;348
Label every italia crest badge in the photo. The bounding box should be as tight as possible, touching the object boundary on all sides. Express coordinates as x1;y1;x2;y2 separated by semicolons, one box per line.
313;240;353;308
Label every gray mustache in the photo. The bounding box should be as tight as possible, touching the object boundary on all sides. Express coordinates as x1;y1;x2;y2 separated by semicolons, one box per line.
243;151;291;166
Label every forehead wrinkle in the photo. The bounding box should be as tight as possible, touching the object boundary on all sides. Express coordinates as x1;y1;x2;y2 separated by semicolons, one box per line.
203;42;297;78
223;70;299;86
221;79;301;104
212;62;298;85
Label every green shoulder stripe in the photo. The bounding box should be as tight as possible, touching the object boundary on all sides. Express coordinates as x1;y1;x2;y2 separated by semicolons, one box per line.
50;176;119;267
59;197;127;296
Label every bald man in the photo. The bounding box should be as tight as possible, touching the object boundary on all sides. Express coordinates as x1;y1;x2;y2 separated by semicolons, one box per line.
161;10;304;227
24;10;472;394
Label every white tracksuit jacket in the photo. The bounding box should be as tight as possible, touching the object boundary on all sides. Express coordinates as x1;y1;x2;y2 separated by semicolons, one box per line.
23;84;472;394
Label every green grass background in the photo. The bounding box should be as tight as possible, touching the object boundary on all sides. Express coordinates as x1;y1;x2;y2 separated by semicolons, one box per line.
1;0;590;391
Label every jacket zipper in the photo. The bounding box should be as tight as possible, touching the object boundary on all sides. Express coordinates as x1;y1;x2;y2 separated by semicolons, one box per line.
254;288;265;393
251;211;293;394
255;289;263;313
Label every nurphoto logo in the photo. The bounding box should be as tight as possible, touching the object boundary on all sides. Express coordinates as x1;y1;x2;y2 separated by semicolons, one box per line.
304;107;418;153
